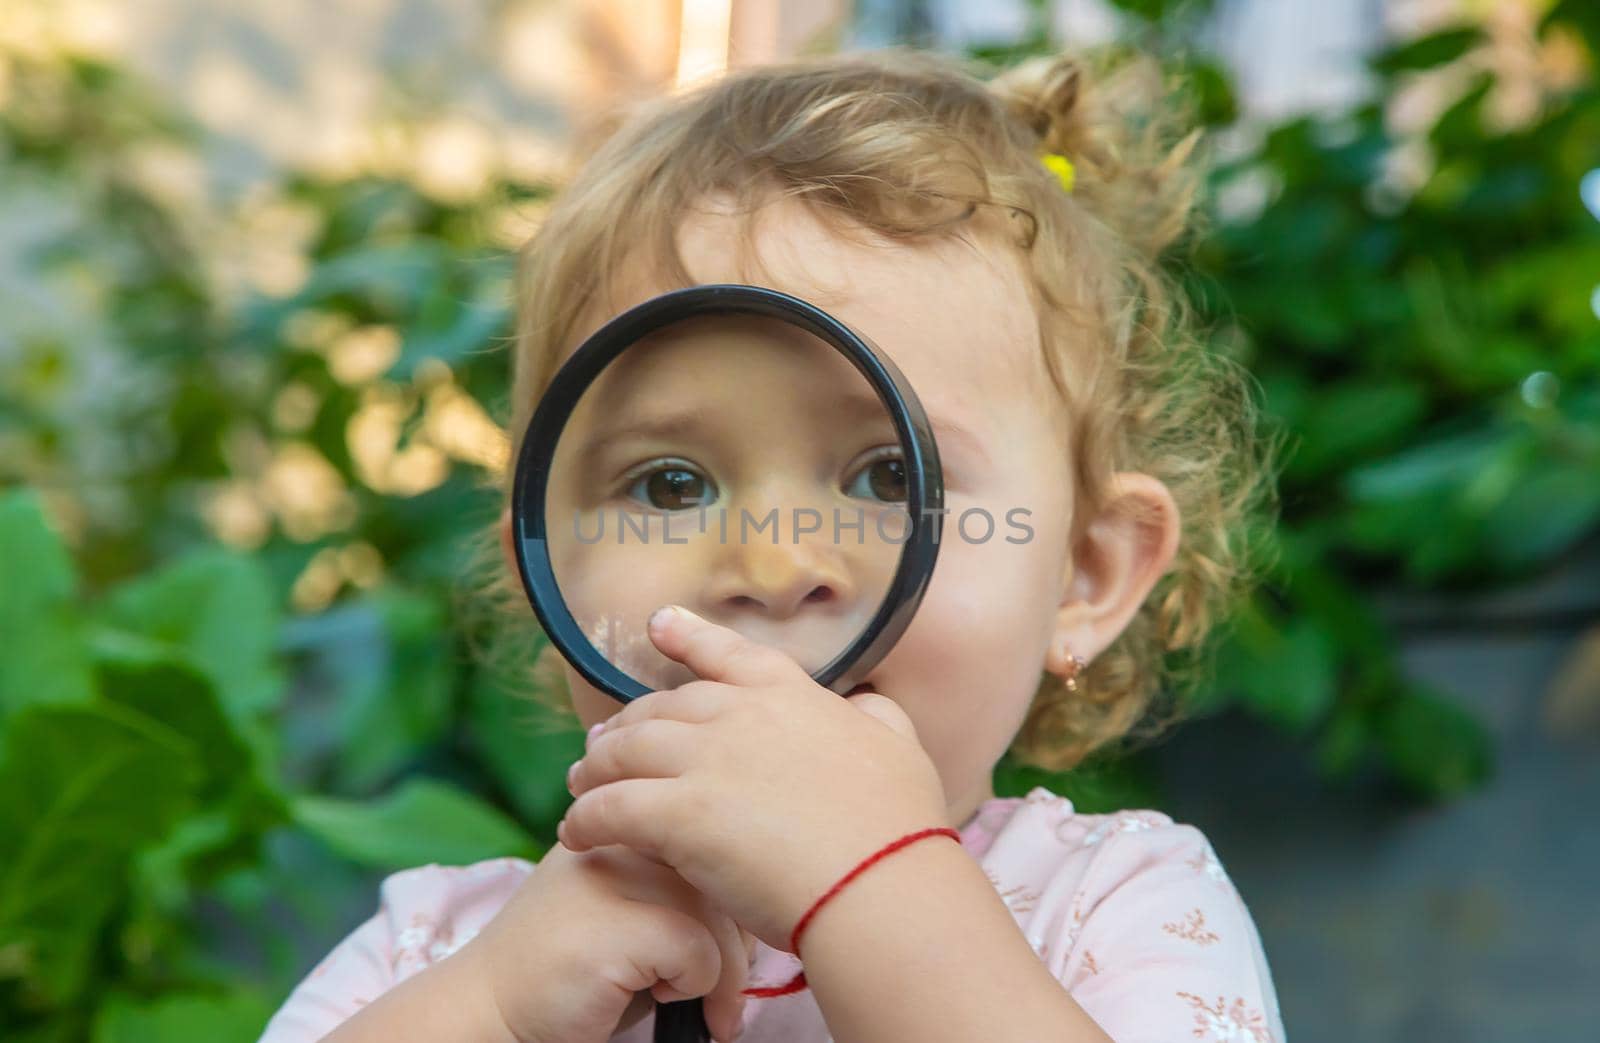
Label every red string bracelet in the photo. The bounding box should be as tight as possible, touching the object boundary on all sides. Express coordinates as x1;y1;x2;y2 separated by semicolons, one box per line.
741;826;961;998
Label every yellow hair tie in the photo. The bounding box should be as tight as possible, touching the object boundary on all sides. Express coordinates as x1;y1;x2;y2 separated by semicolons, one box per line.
1041;152;1076;193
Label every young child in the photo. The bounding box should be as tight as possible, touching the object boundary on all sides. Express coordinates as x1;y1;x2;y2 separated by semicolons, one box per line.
262;47;1284;1043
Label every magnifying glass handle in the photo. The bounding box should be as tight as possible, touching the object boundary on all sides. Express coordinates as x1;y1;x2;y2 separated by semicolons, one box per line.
653;997;710;1042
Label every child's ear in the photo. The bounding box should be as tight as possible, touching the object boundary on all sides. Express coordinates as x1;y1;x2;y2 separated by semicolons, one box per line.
1044;473;1181;678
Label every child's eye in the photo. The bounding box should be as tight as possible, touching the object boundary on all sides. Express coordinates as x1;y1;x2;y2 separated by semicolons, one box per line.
843;449;907;503
622;460;717;511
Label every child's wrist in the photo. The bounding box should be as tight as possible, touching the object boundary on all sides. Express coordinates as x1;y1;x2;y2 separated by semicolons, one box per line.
438;940;529;1043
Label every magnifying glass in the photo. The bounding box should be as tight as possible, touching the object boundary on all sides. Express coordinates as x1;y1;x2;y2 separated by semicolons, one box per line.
509;283;944;1042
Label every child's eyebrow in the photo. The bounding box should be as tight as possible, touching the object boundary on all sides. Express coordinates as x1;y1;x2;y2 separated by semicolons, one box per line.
832;391;991;467
572;411;708;468
586;412;706;444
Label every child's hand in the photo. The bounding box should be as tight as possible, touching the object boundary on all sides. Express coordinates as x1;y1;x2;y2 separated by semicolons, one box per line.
456;840;756;1043
561;605;951;954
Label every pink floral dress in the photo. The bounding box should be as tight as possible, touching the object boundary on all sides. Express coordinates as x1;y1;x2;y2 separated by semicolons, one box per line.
260;786;1285;1042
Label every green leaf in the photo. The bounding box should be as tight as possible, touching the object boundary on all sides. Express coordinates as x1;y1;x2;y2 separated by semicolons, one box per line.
468;667;583;829
1482;243;1600;338
1541;0;1600;51
1187;60;1239;127
1291;380;1428;479
1216;604;1337;735
1103;0;1215;22
337;591;454;792
278;589;456;792
93;988;274;1043
1370;27;1484;74
96;659;251;801
1313;699;1370;781
100;549;284;722
1373;686;1494;800
395;282;511;377
1344;426;1502;502
0;704;199;1008
96;652;288;895
1480;456;1600;571
0;491;75;615
246;240;446;330
1429;72;1494;151
1;1017;82;1043
291;778;539;871
0;490;94;716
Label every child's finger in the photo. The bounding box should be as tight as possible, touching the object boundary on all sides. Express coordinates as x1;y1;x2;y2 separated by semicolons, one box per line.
844;689;921;743
647;605;805;687
704;910;753;1043
569;718;696;798
559;777;679;864
590;682;727;744
612;901;725;1016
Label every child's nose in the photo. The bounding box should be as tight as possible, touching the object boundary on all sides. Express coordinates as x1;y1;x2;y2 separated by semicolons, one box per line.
707;537;858;620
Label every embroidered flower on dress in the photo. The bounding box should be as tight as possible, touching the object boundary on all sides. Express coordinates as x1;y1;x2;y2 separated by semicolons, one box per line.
1175;992;1274;1042
1066;948;1102;988
426;925;464;963
984;868;1041;915
1188;845;1222;880
396;924;431;952
1030;893;1087;964
1163;908;1221;946
1185;843;1239;900
394;914;442;973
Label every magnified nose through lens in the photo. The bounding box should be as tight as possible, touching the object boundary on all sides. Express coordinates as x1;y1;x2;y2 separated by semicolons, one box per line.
543;311;910;692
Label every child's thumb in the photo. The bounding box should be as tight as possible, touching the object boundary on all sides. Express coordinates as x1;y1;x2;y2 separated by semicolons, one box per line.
845;690;920;743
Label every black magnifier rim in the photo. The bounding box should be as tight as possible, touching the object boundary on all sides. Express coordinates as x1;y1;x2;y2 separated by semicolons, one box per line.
510;283;943;704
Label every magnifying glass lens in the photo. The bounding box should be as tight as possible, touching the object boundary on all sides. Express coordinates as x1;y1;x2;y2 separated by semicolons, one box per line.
542;313;909;692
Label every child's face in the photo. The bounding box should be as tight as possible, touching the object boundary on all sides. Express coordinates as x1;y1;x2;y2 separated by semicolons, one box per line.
503;194;1179;830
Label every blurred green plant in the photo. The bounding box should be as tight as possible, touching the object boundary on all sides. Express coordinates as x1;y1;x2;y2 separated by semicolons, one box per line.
0;489;543;1042
1180;1;1600;801
0;39;579;804
0;46;571;1040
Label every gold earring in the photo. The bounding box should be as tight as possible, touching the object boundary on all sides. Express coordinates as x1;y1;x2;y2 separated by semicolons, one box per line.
1064;652;1087;693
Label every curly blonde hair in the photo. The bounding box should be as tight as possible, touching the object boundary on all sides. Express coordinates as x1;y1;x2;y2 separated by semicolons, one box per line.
485;46;1281;772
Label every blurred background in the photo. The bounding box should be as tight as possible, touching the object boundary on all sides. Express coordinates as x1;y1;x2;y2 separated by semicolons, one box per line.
1;0;1597;1040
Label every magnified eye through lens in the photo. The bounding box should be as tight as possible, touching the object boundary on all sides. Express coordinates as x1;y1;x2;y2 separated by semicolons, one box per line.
624;460;718;512
844;450;907;504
